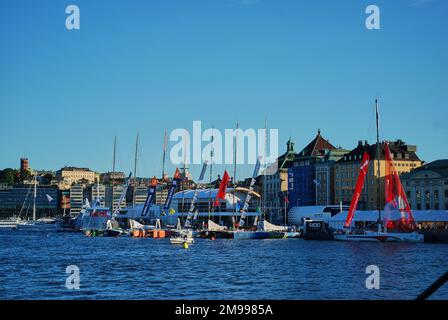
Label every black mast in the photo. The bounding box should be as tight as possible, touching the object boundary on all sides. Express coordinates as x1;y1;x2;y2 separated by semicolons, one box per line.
375;99;382;232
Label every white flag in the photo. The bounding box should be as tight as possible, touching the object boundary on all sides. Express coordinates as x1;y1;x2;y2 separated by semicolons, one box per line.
46;194;54;202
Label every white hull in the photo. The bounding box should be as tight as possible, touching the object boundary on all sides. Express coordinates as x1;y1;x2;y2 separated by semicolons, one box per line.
170;237;195;245
0;223;17;229
16;221;58;232
334;230;424;242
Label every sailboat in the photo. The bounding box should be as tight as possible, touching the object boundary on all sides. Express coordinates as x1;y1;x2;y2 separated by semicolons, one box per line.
170;218;195;244
16;175;58;232
334;99;423;243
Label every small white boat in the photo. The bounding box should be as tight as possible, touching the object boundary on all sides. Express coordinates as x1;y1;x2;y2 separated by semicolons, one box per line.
16;218;58;232
170;235;195;245
0;218;18;230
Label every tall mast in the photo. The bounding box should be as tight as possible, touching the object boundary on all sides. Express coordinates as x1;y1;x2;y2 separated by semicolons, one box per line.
133;133;139;207
112;136;117;185
263;117;267;213
375;99;382;232
162;129;167;180
161;130;168;216
209;125;214;214
181;131;187;216
96;175;100;203
233;123;238;223
33;175;37;221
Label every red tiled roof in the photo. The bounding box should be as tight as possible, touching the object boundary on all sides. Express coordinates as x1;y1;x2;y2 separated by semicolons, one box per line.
298;130;337;158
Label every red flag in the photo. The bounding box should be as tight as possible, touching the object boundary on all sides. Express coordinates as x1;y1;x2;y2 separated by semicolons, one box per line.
344;152;370;228
384;143;416;230
214;170;230;207
173;168;181;180
150;176;158;187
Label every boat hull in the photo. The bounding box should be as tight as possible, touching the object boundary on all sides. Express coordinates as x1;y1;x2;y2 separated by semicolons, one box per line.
16;223;58;232
233;231;270;240
0;222;17;230
334;231;424;242
198;230;234;239
283;231;301;238
170;237;195;245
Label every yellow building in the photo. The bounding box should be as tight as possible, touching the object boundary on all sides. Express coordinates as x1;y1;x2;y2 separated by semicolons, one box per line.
334;140;422;210
56;167;99;186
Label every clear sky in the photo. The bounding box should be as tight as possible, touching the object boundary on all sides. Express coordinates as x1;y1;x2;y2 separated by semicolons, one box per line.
0;0;447;180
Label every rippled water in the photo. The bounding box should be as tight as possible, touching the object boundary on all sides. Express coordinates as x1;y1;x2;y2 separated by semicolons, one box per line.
1;231;447;300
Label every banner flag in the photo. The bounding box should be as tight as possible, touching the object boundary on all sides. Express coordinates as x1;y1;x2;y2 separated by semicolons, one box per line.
113;172;132;214
239;156;261;225
142;177;158;217
344;152;370;228
163;168;181;210
214;170;230;207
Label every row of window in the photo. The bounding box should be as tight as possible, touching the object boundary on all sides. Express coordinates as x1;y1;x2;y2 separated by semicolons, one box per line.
405;180;448;186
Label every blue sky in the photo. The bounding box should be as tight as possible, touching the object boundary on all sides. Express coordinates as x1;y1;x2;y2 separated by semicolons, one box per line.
0;0;447;179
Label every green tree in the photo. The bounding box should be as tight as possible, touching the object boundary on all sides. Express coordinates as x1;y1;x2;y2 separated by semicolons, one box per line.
43;173;54;185
18;169;32;183
0;168;18;185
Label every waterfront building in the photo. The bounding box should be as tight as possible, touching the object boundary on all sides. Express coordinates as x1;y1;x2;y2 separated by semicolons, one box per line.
334;139;422;210
288;130;338;207
56;166;99;186
69;185;84;216
0;185;58;219
100;171;126;185
315;148;350;205
90;184;106;206
170;188;262;226
401;159;448;210
155;182;169;205
105;185;126;210
34;170;56;186
264;139;296;223
129;185;149;206
0;182;9;190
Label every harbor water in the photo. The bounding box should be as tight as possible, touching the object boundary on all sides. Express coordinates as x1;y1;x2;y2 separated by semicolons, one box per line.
1;231;447;300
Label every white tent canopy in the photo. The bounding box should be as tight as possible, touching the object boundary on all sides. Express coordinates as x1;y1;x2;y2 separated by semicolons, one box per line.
207;219;227;231
258;220;288;231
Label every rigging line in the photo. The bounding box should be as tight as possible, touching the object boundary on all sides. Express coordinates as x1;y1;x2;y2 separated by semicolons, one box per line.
366;104;375;144
18;183;33;220
416;270;448;301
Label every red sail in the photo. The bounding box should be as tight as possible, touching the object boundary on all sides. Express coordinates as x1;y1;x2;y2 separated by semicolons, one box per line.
384;143;416;231
214;170;230;207
344;152;370;228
